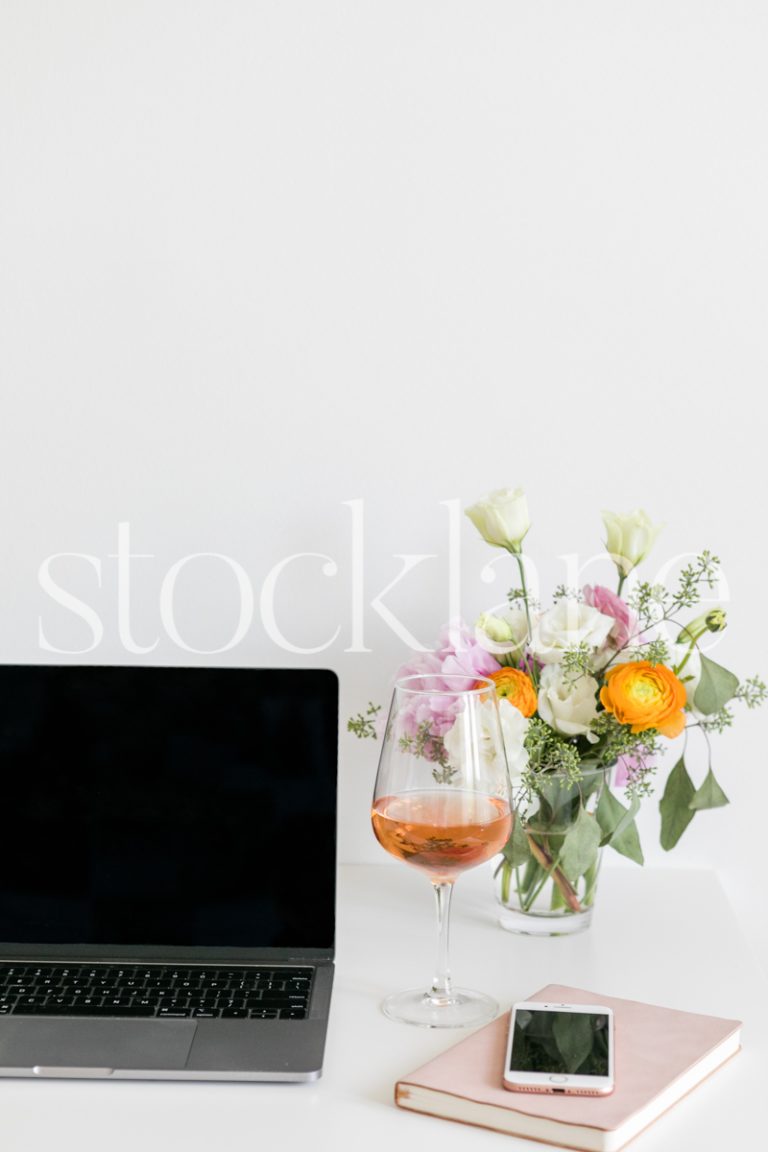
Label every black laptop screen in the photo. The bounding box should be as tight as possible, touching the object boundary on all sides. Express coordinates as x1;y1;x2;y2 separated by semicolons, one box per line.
0;666;337;951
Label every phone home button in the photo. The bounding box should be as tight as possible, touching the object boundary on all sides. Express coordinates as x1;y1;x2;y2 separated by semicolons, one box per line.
549;1075;568;1083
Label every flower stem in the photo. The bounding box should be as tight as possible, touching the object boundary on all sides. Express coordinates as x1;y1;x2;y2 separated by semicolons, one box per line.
514;552;532;630
513;551;537;685
500;860;511;904
673;628;706;677
525;835;583;913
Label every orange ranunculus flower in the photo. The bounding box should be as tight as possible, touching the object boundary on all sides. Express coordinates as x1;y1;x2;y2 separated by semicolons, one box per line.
481;667;538;718
600;661;687;738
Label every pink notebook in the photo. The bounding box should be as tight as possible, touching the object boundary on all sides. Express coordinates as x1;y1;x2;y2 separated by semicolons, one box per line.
395;984;741;1152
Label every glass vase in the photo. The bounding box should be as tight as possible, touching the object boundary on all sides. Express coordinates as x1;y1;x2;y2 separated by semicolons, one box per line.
494;763;610;936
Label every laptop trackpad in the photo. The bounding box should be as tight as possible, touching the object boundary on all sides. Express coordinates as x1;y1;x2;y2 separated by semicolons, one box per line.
0;1018;197;1073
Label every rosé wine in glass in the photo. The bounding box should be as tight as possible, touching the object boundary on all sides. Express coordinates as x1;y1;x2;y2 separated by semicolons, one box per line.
372;790;511;882
371;674;512;1028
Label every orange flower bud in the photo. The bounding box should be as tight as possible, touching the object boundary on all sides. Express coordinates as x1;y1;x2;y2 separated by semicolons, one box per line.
600;661;687;738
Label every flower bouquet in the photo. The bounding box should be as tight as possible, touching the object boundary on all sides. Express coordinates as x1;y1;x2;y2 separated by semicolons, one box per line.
350;489;765;935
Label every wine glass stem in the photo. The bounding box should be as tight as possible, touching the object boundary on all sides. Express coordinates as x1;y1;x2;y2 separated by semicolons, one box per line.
429;881;455;1005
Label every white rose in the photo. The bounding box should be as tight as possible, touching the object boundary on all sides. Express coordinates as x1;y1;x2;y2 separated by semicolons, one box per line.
537;664;600;741
529;601;615;666
475;609;529;663
465;488;530;553
601;509;663;577
443;697;529;781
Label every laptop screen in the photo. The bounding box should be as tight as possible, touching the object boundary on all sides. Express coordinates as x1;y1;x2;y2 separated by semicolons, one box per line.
0;665;337;953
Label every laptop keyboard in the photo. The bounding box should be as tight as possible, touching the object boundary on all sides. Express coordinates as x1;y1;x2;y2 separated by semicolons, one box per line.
0;964;314;1020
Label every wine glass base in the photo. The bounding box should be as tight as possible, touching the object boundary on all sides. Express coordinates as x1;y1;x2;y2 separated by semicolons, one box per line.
381;987;498;1029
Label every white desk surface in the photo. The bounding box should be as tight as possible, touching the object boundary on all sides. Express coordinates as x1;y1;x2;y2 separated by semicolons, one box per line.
3;864;764;1152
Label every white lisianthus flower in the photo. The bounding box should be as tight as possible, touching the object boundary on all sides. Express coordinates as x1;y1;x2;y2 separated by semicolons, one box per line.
465;488;530;554
497;697;530;780
443;698;529;780
601;509;663;577
529;601;615;666
537;665;600;741
475;609;529;663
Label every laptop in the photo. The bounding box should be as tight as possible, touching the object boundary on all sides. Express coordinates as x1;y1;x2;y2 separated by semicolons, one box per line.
0;664;338;1081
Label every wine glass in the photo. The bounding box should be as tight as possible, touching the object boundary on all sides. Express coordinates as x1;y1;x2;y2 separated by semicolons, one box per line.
371;673;512;1028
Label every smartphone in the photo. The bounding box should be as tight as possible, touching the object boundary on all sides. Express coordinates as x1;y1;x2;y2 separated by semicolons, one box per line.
503;1001;615;1096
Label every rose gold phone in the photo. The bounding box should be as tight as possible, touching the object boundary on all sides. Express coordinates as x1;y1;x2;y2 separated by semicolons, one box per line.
503;1001;615;1096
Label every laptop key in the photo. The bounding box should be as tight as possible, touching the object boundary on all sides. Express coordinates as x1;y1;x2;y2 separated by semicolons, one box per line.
12;1005;157;1017
221;1009;247;1018
158;1008;191;1018
258;997;306;1010
280;1009;307;1019
192;1009;220;1018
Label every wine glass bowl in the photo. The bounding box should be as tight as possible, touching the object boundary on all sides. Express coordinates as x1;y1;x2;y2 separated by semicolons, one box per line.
371;789;511;883
371;674;512;1028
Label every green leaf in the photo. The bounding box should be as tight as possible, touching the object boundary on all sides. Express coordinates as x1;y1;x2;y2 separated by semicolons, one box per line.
559;808;601;882
501;815;532;868
596;785;633;841
553;1011;594;1074
694;655;739;715
609;815;644;866
659;757;696;850
689;767;730;810
596;787;644;865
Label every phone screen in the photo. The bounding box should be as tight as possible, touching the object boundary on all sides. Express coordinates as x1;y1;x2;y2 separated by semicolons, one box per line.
509;1009;611;1077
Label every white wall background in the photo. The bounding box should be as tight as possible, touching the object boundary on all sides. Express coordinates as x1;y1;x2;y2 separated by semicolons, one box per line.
1;2;766;961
